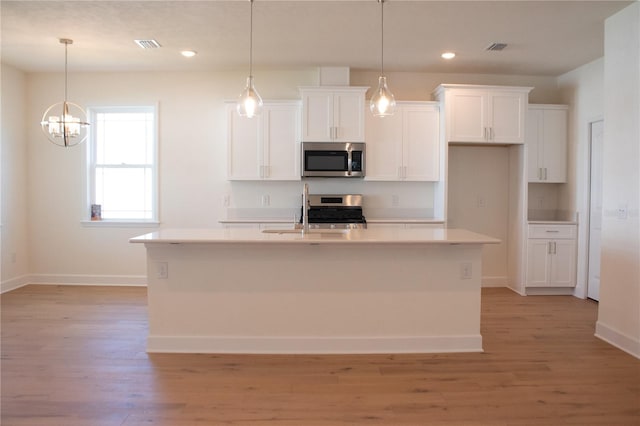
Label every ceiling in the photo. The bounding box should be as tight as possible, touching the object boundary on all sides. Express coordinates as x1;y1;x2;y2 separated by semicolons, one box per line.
0;0;632;76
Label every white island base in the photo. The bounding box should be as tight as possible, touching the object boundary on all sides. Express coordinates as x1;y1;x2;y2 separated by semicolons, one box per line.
131;228;499;354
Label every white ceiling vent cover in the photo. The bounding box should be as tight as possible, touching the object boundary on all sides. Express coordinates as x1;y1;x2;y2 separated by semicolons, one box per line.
486;42;508;51
135;39;162;49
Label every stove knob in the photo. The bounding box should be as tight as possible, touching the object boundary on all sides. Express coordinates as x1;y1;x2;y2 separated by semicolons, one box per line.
330;224;335;229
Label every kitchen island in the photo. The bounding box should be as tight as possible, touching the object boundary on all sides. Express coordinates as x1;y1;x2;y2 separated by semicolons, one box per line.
130;228;499;354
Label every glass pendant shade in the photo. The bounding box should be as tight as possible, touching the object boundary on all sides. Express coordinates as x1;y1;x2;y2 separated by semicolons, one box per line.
237;76;263;118
41;101;89;147
371;0;396;117
237;0;262;118
370;75;396;117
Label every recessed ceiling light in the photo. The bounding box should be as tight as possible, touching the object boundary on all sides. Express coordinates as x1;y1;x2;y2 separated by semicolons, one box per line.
441;52;456;60
181;50;197;58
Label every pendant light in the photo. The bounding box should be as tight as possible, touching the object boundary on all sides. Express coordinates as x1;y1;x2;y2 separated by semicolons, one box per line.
40;39;90;147
237;0;263;118
370;0;396;117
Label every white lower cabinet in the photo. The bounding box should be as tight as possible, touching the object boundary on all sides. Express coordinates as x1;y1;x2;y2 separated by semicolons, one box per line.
526;224;577;288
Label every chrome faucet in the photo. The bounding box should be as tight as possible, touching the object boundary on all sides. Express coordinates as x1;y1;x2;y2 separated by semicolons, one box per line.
302;182;309;232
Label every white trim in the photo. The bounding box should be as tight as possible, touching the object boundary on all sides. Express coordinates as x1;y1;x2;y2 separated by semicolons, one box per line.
595;321;640;359
86;104;159;223
482;275;508;287
525;287;575;296
80;220;160;228
1;274;31;294
147;335;483;354
29;274;147;286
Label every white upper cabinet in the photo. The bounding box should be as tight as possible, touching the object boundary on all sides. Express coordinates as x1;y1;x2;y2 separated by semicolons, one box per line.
227;101;301;181
365;102;440;181
300;87;367;142
526;104;568;183
434;84;532;144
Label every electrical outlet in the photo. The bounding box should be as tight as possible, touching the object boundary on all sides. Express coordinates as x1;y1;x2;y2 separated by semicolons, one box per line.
223;195;230;207
391;195;400;207
460;262;472;279
617;203;628;220
156;262;168;279
262;194;270;207
477;196;486;208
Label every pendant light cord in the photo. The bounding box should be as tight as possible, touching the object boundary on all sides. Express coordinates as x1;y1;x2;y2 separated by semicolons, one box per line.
249;0;254;78
380;0;385;76
64;40;69;103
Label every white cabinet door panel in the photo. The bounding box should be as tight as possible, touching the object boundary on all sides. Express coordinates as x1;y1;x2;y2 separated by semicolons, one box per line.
527;240;551;287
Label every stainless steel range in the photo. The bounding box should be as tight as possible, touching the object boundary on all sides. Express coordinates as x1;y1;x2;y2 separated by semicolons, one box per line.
301;194;366;229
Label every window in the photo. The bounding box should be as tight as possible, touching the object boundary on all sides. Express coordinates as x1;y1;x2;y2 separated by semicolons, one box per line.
87;106;158;223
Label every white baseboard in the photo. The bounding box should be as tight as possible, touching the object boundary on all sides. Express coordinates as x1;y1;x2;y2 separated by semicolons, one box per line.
595;321;640;359
1;274;31;294
525;287;575;296
482;276;508;287
147;335;484;355
1;274;147;292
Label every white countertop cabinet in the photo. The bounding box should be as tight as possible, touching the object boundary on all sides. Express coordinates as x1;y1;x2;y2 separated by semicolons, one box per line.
365;102;440;181
526;104;568;183
434;84;531;144
300;87;368;142
227;101;301;181
526;224;577;288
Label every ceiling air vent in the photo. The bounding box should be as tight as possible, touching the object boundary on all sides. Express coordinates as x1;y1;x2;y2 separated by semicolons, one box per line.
486;42;508;51
135;39;162;49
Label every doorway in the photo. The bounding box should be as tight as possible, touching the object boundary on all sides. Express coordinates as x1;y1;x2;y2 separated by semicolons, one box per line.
587;120;604;301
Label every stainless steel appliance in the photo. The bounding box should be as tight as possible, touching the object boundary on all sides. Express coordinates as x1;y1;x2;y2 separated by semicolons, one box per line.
301;142;365;178
301;194;366;229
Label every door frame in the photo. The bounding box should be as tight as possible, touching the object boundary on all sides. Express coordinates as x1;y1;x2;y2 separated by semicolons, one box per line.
575;117;604;299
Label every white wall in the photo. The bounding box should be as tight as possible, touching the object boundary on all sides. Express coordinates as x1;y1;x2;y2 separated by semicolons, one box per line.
350;70;562;104
447;146;510;286
1;63;30;292
596;2;640;358
557;58;605;299
10;67;563;285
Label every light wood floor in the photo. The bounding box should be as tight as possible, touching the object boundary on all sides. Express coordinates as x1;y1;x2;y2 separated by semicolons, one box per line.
1;285;639;425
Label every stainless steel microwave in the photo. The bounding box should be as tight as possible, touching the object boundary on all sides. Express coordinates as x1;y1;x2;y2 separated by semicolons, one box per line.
301;142;365;178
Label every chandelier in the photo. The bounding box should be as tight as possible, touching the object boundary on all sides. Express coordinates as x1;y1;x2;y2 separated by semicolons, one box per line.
40;39;90;147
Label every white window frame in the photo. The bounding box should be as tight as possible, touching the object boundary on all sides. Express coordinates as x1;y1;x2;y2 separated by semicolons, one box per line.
83;105;159;227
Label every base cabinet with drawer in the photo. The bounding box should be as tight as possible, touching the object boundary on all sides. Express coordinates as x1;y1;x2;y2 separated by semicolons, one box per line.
526;224;577;288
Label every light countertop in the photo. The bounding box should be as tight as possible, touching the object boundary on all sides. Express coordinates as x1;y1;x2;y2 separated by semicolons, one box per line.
130;227;500;245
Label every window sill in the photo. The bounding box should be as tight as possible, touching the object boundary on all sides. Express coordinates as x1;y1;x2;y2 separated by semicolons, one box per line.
80;220;160;228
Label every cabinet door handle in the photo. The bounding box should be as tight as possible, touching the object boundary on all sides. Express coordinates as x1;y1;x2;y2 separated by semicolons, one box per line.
403;166;408;179
489;127;493;141
484;127;487;141
544;168;548;180
553;241;557;255
545;230;560;233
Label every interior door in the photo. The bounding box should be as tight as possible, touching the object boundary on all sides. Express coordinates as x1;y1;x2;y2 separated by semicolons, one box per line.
587;120;604;301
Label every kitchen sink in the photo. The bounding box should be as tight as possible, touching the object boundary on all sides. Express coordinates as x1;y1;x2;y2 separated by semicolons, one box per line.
261;228;350;235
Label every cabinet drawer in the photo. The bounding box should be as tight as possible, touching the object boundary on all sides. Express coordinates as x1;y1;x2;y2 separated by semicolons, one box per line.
528;224;576;239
